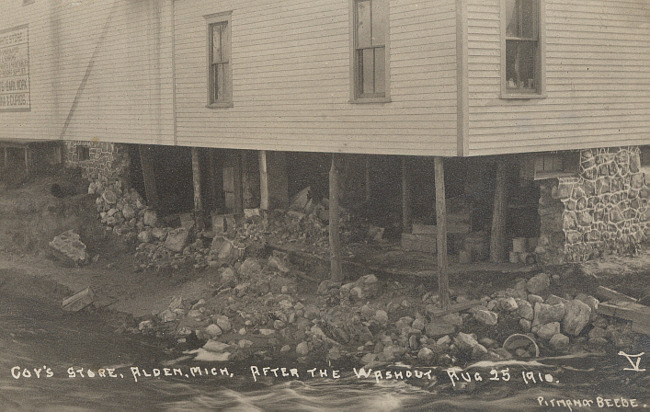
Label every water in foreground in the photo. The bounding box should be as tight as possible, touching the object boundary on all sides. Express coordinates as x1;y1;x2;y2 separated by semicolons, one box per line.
1;292;648;411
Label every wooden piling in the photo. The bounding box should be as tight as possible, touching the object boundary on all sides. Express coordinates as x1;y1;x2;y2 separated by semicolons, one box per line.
402;157;411;232
138;145;159;209
434;156;450;311
490;159;508;263
329;153;343;282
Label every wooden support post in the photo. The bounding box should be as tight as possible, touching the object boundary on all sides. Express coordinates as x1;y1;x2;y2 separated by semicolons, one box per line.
206;150;218;212
3;147;8;169
138;146;159;209
490;159;508;263
259;150;269;210
233;152;243;214
402;157;411;232
434;156;450;311
329;153;344;282
365;156;371;203
191;147;204;228
23;147;29;174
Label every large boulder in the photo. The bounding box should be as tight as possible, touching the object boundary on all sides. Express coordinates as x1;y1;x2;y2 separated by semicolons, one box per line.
164;228;189;252
143;209;158;227
536;322;560;340
473;309;498;326
526;273;550;294
533;303;565;327
425;320;456;338
562;299;591;336
340;274;380;302
454;332;480;353
49;230;89;266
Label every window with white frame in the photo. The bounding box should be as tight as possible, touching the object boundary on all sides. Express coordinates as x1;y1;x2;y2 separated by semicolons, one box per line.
352;0;389;101
502;0;544;97
207;12;232;107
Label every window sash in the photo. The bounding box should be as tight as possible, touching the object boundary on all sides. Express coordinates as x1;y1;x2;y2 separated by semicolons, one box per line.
354;0;387;99
502;0;542;96
208;20;231;104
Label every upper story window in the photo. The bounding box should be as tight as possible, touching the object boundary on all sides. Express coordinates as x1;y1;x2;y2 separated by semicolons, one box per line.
501;0;544;98
352;0;389;102
206;12;232;108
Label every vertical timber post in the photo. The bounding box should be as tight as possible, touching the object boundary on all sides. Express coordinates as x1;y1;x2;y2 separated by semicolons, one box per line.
402;157;411;232
139;145;159;209
259;150;269;210
206;150;218;212
434;156;450;311
365;156;371;203
191;147;204;229
490;159;508;262
329;153;343;282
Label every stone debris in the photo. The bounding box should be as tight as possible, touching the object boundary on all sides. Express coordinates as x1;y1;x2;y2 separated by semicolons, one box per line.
49;230;90;266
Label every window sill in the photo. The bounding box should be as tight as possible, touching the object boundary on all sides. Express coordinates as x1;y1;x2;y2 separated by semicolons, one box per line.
500;92;546;100
349;97;391;104
206;102;234;109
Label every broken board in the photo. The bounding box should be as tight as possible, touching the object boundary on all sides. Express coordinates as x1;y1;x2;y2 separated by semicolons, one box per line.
62;287;95;312
597;300;650;335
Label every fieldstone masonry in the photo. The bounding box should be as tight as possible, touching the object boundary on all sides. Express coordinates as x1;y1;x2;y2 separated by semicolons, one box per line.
64;141;130;181
537;147;649;264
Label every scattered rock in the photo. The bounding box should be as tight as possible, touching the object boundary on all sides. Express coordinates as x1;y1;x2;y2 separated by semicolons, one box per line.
473;309;498;326
374;310;389;325
205;324;223;337
454;332;480;353
549;333;570;351
164;228;189;252
498;297;519;312
159;309;177;323
536;322;561;340
526;273;550;294
215;315;232;332
49;230;89;265
517;300;534;321
562;299;591;336
296;341;309;356
238;258;262;277
417;347;435;363
533;303;565;327
143;209;158;227
317;280;341;296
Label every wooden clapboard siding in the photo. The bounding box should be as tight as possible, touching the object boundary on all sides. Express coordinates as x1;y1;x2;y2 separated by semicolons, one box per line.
0;0;175;145
173;0;458;156
56;0;175;145
0;0;58;141
465;0;650;156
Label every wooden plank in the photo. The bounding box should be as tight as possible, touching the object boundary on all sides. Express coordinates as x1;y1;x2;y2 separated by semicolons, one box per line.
597;301;650;321
595;286;638;303
62;287;95;312
434;156;450;311
329;153;343;282
138;146;159;209
490;160;508;262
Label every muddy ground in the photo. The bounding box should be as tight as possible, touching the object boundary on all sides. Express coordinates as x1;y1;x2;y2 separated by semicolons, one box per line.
0;168;648;369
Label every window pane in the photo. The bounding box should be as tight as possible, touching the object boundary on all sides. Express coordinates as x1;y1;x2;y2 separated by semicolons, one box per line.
371;0;387;47
505;0;519;37
221;22;230;62
374;47;385;95
362;48;375;95
217;64;225;101
506;40;536;90
212;25;222;63
520;0;537;38
211;63;219;102
222;62;231;101
356;1;371;48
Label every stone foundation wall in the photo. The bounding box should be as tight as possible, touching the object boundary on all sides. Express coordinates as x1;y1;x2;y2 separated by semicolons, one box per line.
537;146;648;264
63;141;130;182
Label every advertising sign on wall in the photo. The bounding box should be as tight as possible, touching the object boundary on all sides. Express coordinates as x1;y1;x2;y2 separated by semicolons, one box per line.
0;25;30;111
